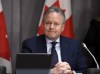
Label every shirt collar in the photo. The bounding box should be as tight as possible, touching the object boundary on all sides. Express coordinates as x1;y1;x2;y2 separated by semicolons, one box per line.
46;37;60;44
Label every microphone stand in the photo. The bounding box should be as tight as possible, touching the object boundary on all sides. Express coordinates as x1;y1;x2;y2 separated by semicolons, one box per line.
82;43;99;69
82;43;100;74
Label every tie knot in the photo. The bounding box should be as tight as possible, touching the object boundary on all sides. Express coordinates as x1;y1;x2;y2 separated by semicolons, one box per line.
51;41;57;47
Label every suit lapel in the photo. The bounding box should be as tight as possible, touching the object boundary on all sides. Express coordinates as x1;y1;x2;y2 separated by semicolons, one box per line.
60;36;70;62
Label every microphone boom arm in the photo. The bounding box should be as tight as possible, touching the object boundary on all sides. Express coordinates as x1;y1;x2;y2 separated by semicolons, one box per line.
82;43;99;69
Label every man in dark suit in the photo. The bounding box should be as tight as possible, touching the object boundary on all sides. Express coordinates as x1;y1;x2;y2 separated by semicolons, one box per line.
22;6;86;74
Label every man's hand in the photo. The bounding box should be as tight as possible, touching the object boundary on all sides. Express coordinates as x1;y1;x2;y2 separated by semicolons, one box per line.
51;62;74;74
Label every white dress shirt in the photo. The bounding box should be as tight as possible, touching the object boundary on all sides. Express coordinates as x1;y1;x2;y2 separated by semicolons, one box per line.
46;37;62;62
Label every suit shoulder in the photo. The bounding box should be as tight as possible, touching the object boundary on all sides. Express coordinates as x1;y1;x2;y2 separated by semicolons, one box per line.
23;36;37;42
22;34;45;43
61;35;79;43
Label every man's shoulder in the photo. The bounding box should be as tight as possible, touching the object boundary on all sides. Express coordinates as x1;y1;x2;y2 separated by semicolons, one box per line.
23;34;45;42
61;35;79;43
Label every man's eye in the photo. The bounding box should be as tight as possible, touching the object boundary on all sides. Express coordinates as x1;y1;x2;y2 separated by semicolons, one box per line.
46;22;50;24
54;23;59;26
45;22;50;24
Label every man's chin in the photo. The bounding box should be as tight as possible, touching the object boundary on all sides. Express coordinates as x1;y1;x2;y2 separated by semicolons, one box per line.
47;36;58;41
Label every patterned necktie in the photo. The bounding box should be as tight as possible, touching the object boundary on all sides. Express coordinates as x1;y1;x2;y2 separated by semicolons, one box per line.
50;41;58;68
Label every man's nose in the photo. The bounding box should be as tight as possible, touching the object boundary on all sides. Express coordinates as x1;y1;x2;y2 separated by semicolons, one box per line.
50;23;54;29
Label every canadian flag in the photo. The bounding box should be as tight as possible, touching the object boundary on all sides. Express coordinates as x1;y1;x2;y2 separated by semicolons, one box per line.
0;0;12;73
37;0;74;38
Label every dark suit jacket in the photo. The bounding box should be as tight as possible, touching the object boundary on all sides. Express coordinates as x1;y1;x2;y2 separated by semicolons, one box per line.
22;34;86;73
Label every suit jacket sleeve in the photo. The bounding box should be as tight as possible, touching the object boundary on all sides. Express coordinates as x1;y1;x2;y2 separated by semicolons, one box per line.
21;40;32;53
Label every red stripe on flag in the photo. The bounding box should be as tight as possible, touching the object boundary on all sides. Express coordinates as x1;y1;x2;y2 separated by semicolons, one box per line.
61;16;74;38
0;12;10;61
37;22;43;35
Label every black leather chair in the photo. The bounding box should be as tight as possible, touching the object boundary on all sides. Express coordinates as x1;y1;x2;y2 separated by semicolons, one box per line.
0;66;6;74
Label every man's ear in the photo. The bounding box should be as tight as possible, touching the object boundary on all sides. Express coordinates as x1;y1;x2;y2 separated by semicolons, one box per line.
62;24;65;31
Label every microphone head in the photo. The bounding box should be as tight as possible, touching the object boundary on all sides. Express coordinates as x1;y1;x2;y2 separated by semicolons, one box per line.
82;43;87;48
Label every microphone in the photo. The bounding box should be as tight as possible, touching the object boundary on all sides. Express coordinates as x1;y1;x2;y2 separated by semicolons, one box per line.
82;43;99;69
